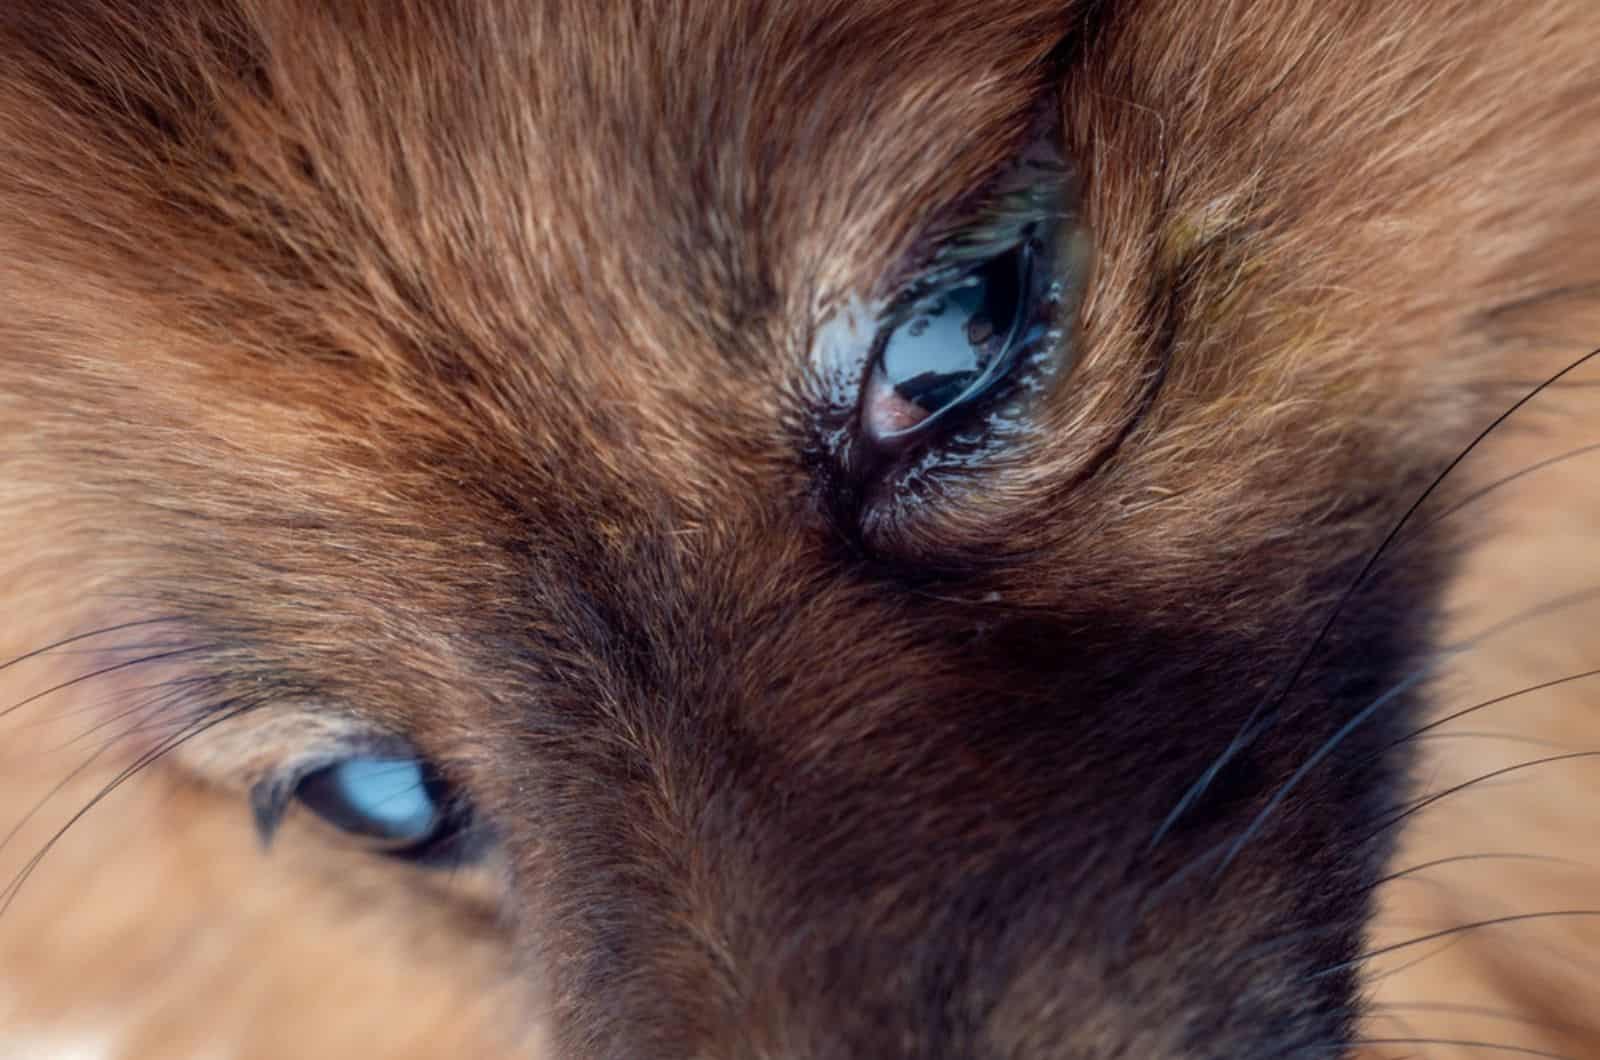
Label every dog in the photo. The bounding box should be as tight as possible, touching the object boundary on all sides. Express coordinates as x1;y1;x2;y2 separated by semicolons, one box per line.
2;2;1599;1057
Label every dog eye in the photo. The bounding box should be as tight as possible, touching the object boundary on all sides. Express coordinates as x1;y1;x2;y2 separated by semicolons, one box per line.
293;756;441;845
252;751;488;866
291;754;490;865
807;109;1082;531
862;239;1037;446
821;123;1079;474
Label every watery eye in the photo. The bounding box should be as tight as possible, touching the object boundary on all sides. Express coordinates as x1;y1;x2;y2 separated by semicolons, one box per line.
806;108;1081;523
293;755;450;853
862;240;1036;445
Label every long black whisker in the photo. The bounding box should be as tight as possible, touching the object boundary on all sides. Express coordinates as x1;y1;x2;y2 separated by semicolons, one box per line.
1409;730;1571;751
1360;751;1600;849
1150;346;1600;849
1373;852;1576;889
0;678;228;859
0;617;179;678
1451;585;1600;647
1309;911;1600;982
0;644;214;720
8;669;224;744
1340;1038;1575;1060
1369;1000;1594;1037
1146;590;1600;919
39;674;227;751
1226;853;1585;977
1210;669;1434;878
1213;585;1600;876
0;697;260;918
1357;934;1468;988
1415;442;1600;532
1386;668;1600;754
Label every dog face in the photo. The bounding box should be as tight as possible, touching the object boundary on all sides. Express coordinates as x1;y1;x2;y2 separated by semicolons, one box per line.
3;2;1598;1057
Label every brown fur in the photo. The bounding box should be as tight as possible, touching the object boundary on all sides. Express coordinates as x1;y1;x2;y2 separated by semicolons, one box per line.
1;2;1598;1057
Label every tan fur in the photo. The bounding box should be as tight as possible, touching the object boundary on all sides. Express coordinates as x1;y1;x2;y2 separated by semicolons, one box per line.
1;2;1599;1057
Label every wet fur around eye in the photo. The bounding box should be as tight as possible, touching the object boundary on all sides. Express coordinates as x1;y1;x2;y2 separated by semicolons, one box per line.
2;2;1600;1059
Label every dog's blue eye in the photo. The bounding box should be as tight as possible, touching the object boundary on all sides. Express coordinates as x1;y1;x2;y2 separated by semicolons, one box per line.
252;751;487;866
293;756;442;846
861;232;1056;448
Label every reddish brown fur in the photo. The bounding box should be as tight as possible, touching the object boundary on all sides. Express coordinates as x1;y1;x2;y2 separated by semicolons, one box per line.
1;2;1598;1057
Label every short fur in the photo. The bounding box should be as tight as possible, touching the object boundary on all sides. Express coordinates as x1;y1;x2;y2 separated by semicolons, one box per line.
1;2;1598;1057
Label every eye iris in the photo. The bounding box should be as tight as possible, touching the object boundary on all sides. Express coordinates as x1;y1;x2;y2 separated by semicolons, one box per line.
294;756;441;845
864;240;1032;444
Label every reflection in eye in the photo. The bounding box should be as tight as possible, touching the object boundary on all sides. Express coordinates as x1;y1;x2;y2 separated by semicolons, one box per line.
863;241;1033;443
293;756;442;847
809;108;1081;501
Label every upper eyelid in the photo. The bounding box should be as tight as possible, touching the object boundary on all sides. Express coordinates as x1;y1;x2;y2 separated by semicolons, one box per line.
884;153;1075;305
805;97;1071;344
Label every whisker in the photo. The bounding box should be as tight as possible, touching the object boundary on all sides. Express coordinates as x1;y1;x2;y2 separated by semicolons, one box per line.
1386;667;1600;753
0;617;180;679
1224;854;1586;974
1309;911;1600;982
0;718;153;862
4;669;217;736
1144;585;1600;921
0;676;230;860
38;674;225;750
1451;585;1600;647
1210;670;1435;878
0;696;260;918
1361;751;1600;848
1357;934;1467;988
1373;852;1576;889
1369;1000;1594;1038
1213;585;1600;877
1125;833;1231;938
1150;347;1600;849
1340;1038;1575;1060
1485;379;1600;391
0;643;214;721
1481;281;1600;323
1414;442;1600;533
1407;730;1571;752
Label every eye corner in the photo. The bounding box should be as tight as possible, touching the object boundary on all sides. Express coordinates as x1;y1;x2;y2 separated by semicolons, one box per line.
249;772;296;848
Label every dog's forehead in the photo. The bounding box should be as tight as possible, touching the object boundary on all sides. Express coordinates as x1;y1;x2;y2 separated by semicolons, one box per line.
473;4;1054;329
389;4;1068;498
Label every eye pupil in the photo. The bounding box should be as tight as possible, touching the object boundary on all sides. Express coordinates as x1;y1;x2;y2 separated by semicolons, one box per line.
294;756;442;846
866;240;1034;444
